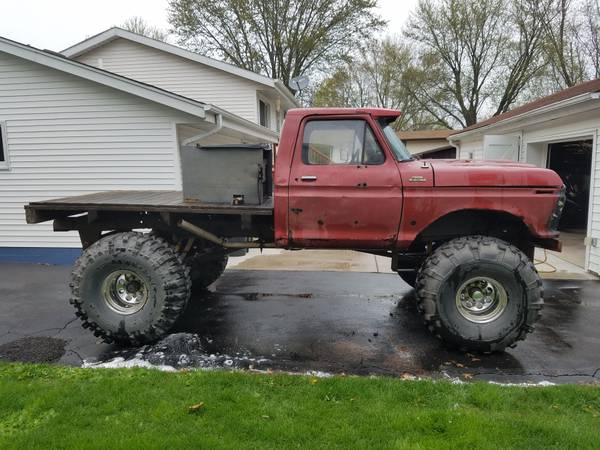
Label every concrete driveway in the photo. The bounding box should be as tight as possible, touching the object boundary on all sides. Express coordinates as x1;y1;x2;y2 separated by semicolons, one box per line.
0;261;599;384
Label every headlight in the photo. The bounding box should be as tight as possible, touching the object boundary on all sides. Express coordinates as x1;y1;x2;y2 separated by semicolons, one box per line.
548;185;566;231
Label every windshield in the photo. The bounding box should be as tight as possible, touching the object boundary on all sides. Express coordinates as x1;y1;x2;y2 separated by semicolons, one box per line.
378;119;413;161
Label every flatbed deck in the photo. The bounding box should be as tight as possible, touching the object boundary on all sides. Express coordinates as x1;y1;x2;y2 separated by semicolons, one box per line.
25;190;274;224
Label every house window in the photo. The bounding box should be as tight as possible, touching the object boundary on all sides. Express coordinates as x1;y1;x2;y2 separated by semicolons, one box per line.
302;120;385;165
0;122;8;168
259;100;271;128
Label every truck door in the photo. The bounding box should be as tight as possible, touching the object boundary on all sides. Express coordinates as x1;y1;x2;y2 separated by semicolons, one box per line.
288;117;402;248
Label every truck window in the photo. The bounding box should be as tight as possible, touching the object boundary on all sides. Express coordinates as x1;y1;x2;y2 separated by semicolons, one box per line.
302;120;385;165
378;118;413;161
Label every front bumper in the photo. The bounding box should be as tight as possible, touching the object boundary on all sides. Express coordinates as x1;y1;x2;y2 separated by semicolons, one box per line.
535;237;562;252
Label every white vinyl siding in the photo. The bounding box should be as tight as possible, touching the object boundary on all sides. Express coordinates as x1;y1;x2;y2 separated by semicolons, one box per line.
75;38;261;123
457;139;484;159
483;135;520;160
0;51;196;248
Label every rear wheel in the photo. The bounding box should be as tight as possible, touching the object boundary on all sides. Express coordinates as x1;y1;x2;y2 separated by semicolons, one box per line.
188;252;229;289
149;230;228;290
70;232;191;345
415;235;543;352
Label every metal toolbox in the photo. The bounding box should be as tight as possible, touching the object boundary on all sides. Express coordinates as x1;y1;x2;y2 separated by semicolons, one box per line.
180;144;273;205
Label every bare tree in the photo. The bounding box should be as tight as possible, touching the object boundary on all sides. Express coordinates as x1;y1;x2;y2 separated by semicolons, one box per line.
313;66;370;108
494;0;552;114
405;0;548;127
167;0;384;87
580;0;600;79
313;39;446;129
541;0;587;87
122;17;169;42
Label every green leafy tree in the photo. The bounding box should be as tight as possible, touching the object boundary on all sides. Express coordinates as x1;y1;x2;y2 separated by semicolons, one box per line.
167;0;384;87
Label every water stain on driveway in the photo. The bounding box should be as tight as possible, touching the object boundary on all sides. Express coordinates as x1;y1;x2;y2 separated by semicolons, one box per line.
0;336;66;363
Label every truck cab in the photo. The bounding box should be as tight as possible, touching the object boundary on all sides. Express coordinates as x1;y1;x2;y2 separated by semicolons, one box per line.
275;108;563;255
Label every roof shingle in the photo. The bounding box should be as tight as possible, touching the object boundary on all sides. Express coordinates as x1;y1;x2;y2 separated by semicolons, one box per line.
452;78;600;136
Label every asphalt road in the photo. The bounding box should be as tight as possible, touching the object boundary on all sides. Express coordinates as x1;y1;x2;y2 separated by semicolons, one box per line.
0;262;599;383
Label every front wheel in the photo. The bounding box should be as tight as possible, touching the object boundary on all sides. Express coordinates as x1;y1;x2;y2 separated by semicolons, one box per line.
415;236;543;352
397;270;417;288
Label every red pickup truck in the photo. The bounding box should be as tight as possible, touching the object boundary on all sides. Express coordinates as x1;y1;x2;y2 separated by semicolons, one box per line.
25;108;565;353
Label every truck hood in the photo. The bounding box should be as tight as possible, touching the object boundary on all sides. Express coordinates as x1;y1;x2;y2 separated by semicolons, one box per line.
428;159;564;187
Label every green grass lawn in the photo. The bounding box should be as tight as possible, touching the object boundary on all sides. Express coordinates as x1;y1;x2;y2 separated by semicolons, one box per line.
0;364;599;449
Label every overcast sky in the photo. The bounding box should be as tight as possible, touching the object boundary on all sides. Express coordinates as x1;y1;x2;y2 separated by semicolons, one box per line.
0;0;419;51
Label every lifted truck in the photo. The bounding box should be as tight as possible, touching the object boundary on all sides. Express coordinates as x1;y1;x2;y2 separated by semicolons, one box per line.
25;108;565;352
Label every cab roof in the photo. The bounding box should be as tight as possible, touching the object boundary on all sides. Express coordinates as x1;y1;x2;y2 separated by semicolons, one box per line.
287;107;402;119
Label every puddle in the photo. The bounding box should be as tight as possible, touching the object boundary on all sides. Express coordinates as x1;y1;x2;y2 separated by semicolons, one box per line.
237;292;313;301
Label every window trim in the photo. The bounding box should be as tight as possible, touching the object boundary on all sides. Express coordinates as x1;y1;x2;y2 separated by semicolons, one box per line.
257;96;272;129
301;118;386;166
0;121;9;171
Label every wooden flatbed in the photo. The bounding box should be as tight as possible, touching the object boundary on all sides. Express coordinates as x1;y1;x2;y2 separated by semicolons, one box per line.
25;190;274;224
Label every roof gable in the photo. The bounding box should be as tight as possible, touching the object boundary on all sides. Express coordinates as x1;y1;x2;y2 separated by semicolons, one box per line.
62;28;299;107
0;34;280;143
0;34;209;120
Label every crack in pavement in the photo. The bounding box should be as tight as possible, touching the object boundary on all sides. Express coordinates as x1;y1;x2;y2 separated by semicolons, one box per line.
56;317;79;334
23;317;80;337
66;349;84;364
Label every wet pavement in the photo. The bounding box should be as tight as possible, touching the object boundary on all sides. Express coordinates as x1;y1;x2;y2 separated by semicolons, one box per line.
0;262;599;383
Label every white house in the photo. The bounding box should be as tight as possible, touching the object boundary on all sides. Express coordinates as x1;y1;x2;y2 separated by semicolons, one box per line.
448;79;600;275
0;31;298;264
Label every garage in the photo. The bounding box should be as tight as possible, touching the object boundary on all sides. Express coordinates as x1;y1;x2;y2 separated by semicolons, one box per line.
448;79;600;276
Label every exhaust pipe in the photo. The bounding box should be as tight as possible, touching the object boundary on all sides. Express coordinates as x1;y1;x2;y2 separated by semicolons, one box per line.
177;219;276;249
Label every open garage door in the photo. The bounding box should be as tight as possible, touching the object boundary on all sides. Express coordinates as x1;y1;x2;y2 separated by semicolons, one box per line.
547;140;593;269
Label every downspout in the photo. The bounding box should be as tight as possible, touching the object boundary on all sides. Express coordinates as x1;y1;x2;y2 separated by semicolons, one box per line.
182;112;223;146
448;137;461;158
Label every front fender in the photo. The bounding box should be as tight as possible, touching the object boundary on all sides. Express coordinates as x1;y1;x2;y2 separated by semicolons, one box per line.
397;187;561;248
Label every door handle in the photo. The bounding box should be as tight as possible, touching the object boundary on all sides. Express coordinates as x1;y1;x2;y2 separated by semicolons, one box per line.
300;175;317;182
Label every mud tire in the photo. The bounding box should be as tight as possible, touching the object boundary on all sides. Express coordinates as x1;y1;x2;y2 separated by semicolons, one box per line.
189;253;229;289
415;235;543;352
70;232;191;345
398;271;418;288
